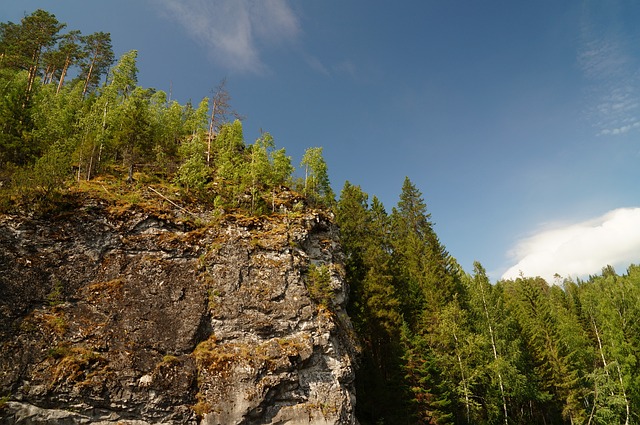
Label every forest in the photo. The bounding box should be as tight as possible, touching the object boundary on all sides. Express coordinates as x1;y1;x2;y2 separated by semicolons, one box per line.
2;10;640;425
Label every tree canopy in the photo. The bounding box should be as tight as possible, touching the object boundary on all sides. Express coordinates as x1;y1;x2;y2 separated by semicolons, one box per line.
3;10;640;425
0;10;322;215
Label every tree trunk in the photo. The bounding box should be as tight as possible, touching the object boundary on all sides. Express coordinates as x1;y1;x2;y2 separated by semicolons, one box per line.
26;46;42;98
453;331;471;423
591;314;609;371
616;364;630;425
42;64;53;84
127;161;134;183
83;54;96;96
479;281;508;425
56;55;71;94
86;144;96;181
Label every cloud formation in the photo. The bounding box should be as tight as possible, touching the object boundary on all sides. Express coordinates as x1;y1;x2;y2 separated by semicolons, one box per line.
152;0;300;72
579;4;640;136
502;208;640;282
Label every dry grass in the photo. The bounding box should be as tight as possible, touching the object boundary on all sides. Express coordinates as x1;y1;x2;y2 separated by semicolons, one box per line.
50;346;106;386
85;278;124;302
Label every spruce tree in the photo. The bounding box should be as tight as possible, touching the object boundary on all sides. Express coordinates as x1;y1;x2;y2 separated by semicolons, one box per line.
336;183;406;424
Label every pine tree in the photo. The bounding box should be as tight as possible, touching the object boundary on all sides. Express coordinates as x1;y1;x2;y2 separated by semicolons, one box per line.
79;31;114;96
0;10;66;96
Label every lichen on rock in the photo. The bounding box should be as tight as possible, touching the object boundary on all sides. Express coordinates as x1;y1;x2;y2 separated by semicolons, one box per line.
0;200;358;425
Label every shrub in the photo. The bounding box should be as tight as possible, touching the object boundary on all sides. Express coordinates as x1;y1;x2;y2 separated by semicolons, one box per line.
306;263;333;307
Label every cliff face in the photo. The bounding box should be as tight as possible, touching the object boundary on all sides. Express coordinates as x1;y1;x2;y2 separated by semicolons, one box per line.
0;197;358;425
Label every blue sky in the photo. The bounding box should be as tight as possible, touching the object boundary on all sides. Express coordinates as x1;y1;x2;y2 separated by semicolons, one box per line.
3;0;640;281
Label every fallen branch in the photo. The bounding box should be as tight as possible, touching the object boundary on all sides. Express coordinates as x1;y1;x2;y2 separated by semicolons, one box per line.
147;186;196;217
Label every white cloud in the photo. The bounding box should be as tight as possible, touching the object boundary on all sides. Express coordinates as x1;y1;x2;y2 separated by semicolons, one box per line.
578;38;627;81
249;0;300;42
579;5;640;136
303;53;330;76
333;60;358;79
502;208;640;282
598;120;640;136
152;0;300;73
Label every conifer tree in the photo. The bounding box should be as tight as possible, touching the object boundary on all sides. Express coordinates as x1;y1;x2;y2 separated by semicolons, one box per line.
175;98;210;193
336;183;407;424
268;147;293;188
247;132;274;213
0;70;35;166
79;31;114;96
502;276;589;423
148;90;184;174
53;30;83;93
391;177;461;328
246;132;293;213
579;268;637;424
0;10;66;96
390;177;431;326
175;133;208;193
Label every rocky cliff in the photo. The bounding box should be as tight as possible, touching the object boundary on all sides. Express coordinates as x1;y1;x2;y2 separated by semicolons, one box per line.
0;194;358;424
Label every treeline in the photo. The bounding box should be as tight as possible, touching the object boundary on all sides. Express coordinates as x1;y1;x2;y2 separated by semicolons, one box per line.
0;10;332;213
3;10;640;425
337;178;640;424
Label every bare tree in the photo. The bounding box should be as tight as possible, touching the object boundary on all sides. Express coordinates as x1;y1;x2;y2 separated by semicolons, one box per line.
206;78;242;166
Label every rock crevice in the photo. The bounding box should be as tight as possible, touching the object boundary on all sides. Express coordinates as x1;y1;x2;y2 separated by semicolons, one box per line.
0;203;357;425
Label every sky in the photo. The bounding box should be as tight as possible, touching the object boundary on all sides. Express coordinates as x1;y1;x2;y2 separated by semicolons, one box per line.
2;0;640;282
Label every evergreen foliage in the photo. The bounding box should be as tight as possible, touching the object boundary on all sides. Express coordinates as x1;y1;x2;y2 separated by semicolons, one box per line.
300;146;334;206
0;10;316;213
338;176;640;425
305;263;334;307
3;10;640;425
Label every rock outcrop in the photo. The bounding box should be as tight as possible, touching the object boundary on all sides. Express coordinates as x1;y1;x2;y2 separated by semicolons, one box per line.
0;196;358;424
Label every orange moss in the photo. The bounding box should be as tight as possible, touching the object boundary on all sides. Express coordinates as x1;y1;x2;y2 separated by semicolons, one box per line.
50;346;106;386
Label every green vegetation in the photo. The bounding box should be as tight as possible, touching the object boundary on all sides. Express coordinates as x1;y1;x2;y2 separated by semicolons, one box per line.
305;263;334;307
161;354;181;365
337;179;640;424
46;279;65;307
0;10;330;215
50;346;106;385
0;395;9;411
3;10;640;425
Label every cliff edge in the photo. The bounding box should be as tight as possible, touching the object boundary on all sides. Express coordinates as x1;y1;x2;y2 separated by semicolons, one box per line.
0;194;358;424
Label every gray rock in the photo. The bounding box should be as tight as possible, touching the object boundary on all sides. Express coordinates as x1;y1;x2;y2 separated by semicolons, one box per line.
0;202;358;424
